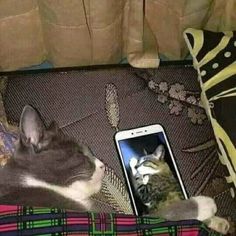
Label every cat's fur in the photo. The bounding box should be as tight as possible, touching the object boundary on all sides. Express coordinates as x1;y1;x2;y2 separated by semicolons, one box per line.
0;105;105;211
0;105;230;234
129;145;230;234
129;144;183;212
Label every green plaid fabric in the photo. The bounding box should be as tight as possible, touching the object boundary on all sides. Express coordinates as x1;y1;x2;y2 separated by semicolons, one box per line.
0;205;222;235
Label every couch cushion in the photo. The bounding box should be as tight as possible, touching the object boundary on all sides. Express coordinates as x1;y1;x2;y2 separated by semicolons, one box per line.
3;64;235;220
184;28;236;198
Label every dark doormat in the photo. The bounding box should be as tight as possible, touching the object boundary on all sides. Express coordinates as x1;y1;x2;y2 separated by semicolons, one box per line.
2;63;236;221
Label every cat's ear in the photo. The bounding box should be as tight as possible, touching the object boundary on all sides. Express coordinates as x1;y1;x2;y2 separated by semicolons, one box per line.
153;145;165;160
143;149;148;155
48;121;59;134
80;144;94;158
19;105;45;146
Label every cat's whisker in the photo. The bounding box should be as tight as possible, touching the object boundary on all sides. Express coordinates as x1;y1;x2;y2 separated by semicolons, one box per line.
65;173;88;184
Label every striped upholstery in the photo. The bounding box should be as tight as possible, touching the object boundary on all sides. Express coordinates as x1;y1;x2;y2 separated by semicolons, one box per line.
184;28;236;198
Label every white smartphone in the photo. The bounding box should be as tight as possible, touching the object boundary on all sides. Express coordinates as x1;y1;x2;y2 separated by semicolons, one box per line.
115;124;188;216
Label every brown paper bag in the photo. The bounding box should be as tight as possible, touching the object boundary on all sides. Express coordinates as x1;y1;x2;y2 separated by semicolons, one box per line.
0;0;45;71
39;0;127;67
204;0;236;31
126;0;159;68
0;0;159;70
145;0;211;59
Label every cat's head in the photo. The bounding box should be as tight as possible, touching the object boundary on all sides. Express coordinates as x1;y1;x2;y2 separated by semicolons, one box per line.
12;105;105;198
136;144;167;177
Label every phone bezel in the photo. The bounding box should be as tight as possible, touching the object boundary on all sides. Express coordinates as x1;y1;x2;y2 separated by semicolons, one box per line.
114;124;189;216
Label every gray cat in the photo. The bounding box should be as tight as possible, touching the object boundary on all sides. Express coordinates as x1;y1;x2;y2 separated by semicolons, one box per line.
0;105;105;211
129;145;230;234
0;105;230;234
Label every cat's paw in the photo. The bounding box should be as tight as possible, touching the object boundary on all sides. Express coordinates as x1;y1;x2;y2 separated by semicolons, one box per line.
143;175;149;185
192;196;217;221
206;216;230;235
129;157;138;175
129;157;138;169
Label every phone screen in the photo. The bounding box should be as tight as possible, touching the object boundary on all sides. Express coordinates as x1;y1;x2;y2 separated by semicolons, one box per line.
117;131;186;216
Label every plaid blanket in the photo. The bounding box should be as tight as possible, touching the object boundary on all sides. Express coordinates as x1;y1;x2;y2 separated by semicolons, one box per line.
0;205;221;236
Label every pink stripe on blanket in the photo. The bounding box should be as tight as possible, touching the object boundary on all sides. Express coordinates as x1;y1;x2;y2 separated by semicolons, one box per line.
0;205;18;214
0;223;17;232
67;218;89;224
115;218;136;225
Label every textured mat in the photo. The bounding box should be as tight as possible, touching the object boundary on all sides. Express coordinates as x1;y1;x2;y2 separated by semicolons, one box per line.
2;64;235;221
